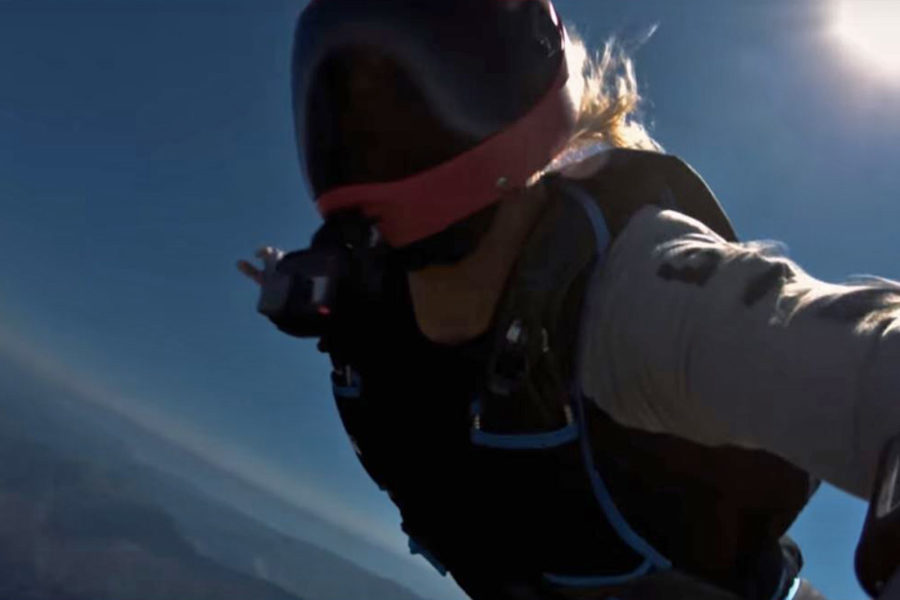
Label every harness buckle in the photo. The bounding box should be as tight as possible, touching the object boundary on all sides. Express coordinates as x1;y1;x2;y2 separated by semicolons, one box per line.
488;319;532;397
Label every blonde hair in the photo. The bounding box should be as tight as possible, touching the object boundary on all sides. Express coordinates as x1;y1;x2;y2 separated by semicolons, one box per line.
563;29;662;152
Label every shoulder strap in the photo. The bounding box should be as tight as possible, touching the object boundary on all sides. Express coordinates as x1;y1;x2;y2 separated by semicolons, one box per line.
478;150;737;434
477;183;596;435
567;148;738;242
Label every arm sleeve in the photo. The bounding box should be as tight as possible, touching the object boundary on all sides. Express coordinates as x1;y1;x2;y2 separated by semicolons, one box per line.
580;205;900;499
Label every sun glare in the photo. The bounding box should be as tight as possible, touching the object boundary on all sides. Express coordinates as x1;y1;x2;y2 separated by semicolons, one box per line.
833;1;900;81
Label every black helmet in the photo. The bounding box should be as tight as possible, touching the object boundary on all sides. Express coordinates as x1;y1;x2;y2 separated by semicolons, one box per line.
292;0;577;246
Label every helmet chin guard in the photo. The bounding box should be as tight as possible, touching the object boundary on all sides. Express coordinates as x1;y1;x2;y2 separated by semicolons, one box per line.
293;0;577;246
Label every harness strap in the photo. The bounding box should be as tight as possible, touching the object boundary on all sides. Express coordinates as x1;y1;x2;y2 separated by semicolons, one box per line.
544;180;672;582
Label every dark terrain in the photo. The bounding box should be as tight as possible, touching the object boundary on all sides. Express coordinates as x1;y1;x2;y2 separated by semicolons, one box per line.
0;352;429;600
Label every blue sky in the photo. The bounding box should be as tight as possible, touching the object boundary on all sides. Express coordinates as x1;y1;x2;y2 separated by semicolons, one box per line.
1;1;898;598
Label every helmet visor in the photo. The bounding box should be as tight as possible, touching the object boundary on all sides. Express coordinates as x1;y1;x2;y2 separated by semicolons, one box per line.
292;0;566;195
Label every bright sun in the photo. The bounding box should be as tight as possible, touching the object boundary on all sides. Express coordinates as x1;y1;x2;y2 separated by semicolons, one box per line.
833;1;900;80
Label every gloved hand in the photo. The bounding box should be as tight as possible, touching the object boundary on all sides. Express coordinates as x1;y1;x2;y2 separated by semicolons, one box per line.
237;246;283;286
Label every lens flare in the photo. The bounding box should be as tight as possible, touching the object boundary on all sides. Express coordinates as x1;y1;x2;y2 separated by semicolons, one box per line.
833;0;900;81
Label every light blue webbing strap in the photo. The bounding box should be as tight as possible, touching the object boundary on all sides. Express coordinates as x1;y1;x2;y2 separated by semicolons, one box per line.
469;397;579;449
782;577;802;600
541;182;671;587
470;423;579;449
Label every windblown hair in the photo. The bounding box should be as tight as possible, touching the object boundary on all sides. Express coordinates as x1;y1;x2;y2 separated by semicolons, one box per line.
403;27;662;263
563;29;662;152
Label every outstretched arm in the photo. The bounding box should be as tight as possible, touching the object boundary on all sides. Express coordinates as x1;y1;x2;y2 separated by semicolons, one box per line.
581;205;900;499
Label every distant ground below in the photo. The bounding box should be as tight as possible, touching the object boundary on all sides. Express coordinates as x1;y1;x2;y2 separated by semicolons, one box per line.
0;351;431;600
